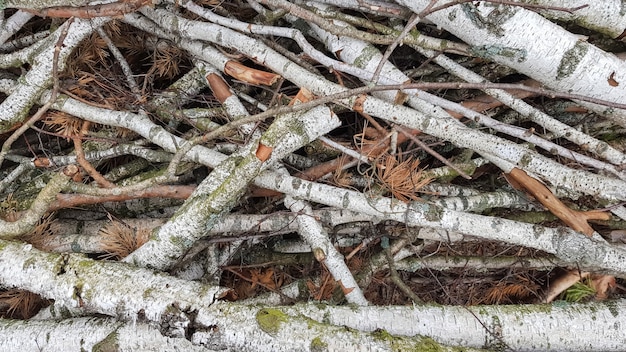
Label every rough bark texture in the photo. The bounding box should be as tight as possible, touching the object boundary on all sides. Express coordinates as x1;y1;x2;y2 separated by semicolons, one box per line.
2;1;626;350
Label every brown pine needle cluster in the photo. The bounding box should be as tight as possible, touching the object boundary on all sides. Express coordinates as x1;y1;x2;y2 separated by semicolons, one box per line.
307;271;337;301
0;289;47;319
104;21;146;55
225;268;285;300
44;111;84;139
481;275;540;304
99;221;150;260
375;155;432;202
149;41;184;79
68;32;109;72
66;72;135;109
20;213;58;251
332;168;354;188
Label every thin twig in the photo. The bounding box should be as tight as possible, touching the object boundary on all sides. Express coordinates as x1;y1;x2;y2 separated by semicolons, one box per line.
394;125;472;180
95;27;141;97
385;247;422;304
72;120;116;188
370;0;437;83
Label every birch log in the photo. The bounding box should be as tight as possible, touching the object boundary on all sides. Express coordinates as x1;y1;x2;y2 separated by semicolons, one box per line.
0;317;209;352
517;0;626;38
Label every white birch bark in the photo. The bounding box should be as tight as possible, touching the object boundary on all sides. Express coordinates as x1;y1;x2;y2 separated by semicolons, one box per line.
0;239;478;351
20;290;626;352
0;10;32;46
300;1;452;120
284;193;368;305
3;4;626;352
137;7;626;201
270;299;626;352
415;47;626;166
3;226;625;351
123;105;340;270
429;191;533;212
304;0;410;18
182;0;390;83
192;302;484;352
0;17;109;133
49;209;378;242
252;171;626;277
0;240;228;328
299;2;626;176
0;317;209;352
395;255;564;272
11;86;622;275
0;30;50;53
0;15;604;204
3;0;90;9
396;0;626;125
6;78;620;279
518;0;626;39
0;166;76;238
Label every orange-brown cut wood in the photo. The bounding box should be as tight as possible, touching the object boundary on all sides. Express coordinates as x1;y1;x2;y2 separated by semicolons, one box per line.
505;167;610;236
224;60;280;86
21;0;152;18
206;73;233;103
